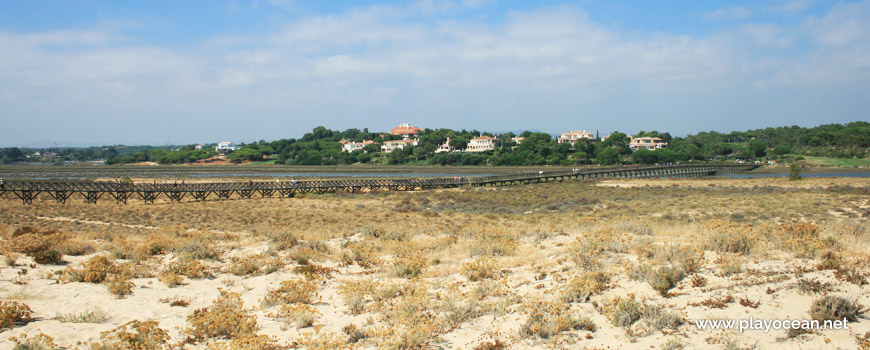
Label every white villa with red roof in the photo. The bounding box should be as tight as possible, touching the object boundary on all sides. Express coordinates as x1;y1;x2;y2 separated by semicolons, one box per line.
390;123;423;139
339;140;376;153
466;136;499;152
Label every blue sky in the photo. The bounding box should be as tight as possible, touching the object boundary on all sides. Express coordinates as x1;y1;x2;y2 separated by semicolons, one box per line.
1;0;868;147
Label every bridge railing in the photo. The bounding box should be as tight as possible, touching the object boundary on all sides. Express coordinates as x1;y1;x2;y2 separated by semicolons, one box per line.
0;163;759;204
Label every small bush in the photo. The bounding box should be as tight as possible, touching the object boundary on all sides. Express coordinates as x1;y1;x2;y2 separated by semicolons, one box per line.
816;251;842;271
339;242;378;268
56;307;109;323
338;280;375;315
186;289;258;341
228;254;284;277
0;301;33;329
563;271;609;303
602;296;642;328
164;259;212;279
601;296;682;335
88;320;170;349
207;334;287;350
392;255;427;278
461;258;497;282
777;222;826;258
158;273;184;287
628;264;686;296
342;323;368;343
474;339;509;350
9;333;56;350
3;227;68;265
107;276;135;298
160;296;191;307
437;296;482;329
267;303;320;329
293;264;335;279
31;250;63;265
268;231;298;251
261;279;319;308
633;304;683;336
706;225;755;255
809;296;865;322
789;163;802;181
61;255;114;283
796;278;833;295
519;301;595;339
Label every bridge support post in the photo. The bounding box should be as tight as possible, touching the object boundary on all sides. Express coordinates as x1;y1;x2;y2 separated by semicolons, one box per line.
14;190;36;205
83;191;102;204
49;190;73;204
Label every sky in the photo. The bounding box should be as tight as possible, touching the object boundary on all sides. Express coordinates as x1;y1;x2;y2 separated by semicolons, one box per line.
1;0;868;147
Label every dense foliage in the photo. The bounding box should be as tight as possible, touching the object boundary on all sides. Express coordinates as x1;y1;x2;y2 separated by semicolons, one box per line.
2;122;866;166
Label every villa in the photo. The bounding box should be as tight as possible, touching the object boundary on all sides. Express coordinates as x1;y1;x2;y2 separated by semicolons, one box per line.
466;136;499;152
381;139;419;153
558;130;595;143
629;137;668;151
390;123;424;139
339;140;376;153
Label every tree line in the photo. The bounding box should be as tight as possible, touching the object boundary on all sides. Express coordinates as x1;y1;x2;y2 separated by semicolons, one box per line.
1;121;866;166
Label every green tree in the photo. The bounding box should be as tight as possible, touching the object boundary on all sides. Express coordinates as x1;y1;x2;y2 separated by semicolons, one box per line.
772;145;791;156
602;132;630;154
632;149;657;164
789;163;802;181
747;140;767;158
595;147;620;165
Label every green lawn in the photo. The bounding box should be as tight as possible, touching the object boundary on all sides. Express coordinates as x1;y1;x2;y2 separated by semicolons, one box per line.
802;156;870;167
245;160;278;165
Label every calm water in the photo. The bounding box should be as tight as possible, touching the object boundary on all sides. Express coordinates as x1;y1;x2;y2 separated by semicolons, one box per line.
24;172;498;180
720;172;870;178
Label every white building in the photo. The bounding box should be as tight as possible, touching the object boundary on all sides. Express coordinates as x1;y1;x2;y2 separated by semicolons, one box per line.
629;137;668;151
466;136;499;152
339;140;376;153
435;137;453;153
558;130;595;143
511;136;525;145
381;139;418;153
215;142;237;153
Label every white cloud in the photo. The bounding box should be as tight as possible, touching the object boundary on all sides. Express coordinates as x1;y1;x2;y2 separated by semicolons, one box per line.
768;0;813;14
414;0;492;14
0;2;868;145
739;24;794;49
703;6;752;20
803;1;870;47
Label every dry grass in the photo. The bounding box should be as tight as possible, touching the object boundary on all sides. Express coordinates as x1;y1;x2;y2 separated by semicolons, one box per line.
55;307;110;323
0;176;867;348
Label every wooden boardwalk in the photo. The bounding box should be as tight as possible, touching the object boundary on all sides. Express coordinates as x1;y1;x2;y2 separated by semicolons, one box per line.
0;164;759;204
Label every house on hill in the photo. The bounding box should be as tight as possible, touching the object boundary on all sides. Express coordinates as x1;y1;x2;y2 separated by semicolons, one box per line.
629;137;668;151
466;136;499;152
215;142;238;153
558;130;594;143
381;139;418;153
435;137;453;153
339;140;376;153
390;123;423;139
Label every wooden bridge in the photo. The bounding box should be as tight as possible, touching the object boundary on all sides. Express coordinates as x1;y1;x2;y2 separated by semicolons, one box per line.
0;164;759;205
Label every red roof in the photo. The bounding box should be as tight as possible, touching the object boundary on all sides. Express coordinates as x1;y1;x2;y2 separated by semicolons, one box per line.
471;136;496;141
390;125;423;135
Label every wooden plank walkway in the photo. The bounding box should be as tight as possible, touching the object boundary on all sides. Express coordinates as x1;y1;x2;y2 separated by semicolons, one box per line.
0;164;759;204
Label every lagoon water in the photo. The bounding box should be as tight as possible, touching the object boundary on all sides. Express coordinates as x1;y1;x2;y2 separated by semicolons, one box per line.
721;172;870;178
